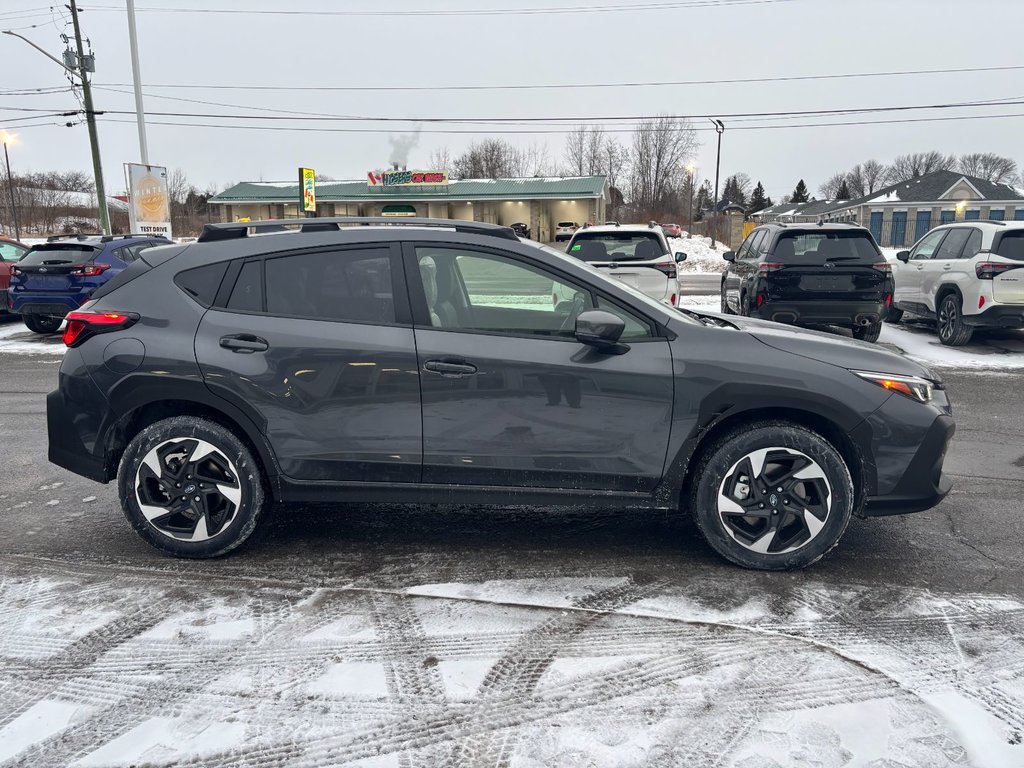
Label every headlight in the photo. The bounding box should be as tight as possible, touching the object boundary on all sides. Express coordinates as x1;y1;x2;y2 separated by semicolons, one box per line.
853;370;935;404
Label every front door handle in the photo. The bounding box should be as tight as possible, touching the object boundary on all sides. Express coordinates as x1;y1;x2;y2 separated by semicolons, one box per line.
423;359;478;378
219;334;269;353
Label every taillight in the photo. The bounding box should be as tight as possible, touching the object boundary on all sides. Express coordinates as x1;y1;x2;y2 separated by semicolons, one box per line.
756;292;766;307
62;309;139;347
651;260;677;280
758;262;785;275
873;261;892;273
885;293;892;307
976;262;1020;280
69;263;110;277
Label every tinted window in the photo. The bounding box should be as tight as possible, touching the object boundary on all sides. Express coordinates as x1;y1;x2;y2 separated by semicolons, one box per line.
19;244;100;266
175;262;228;306
961;229;983;260
746;230;766;259
995;231;1024;261
265;249;395;324
734;232;756;261
934;228;971;260
417;246;588;338
568;232;666;262
911;229;946;259
114;247;134;263
771;231;879;265
0;243;25;261
227;261;263;312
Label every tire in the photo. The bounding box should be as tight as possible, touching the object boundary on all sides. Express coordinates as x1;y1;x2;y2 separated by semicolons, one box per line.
738;291;749;317
852;322;882;343
720;286;734;315
936;293;973;346
885;307;904;324
118;416;267;558
688;421;854;570
23;314;62;334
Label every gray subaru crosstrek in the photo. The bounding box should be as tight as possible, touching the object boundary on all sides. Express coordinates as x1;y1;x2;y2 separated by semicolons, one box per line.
47;218;954;570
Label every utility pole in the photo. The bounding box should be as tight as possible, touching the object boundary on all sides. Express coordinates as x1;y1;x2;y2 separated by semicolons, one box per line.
125;0;149;163
69;0;110;235
685;164;695;239
710;119;724;246
2;133;21;241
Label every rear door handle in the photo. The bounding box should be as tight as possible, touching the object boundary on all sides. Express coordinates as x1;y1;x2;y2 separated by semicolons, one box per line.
423;359;478;377
219;334;269;353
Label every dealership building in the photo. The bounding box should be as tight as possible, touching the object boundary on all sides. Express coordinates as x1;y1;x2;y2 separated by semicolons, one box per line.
209;174;609;243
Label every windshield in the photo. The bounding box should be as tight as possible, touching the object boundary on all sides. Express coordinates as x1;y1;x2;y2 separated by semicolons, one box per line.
996;231;1024;261
19;244;101;266
567;232;668;262
772;231;881;265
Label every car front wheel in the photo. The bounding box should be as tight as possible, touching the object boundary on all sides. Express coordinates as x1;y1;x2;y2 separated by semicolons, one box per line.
688;422;854;570
118;416;267;558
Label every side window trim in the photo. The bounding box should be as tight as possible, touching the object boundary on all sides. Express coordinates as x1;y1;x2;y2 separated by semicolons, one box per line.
958;228;982;260
747;230;766;259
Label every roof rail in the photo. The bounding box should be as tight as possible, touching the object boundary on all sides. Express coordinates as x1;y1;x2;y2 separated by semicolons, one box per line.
46;233;103;241
197;216;519;244
97;233;172;243
976;219;1007;226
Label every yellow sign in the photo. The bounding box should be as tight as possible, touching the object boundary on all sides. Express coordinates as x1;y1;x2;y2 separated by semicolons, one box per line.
300;167;316;213
125;163;172;238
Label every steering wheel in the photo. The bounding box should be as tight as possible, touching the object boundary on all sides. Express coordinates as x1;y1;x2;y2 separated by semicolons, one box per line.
558;291;588;333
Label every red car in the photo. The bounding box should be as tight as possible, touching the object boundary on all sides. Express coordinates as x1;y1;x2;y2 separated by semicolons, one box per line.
0;237;29;313
661;223;682;239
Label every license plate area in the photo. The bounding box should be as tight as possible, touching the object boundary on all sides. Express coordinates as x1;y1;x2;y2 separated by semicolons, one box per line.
799;275;854;291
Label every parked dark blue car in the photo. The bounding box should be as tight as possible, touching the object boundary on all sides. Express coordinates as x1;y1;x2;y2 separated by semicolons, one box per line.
9;234;169;333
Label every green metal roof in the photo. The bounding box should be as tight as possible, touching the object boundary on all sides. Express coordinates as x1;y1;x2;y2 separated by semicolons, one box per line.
211;175;607;203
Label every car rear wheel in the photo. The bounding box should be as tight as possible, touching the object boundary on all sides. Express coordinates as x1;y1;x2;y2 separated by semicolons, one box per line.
852;322;882;343
688;422;854;570
118;416;267;558
937;294;973;346
23;314;62;334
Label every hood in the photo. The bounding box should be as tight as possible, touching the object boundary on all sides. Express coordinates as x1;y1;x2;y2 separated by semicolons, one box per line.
719;314;938;381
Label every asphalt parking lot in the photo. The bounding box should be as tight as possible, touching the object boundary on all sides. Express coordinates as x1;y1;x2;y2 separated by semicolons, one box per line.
2;315;1023;766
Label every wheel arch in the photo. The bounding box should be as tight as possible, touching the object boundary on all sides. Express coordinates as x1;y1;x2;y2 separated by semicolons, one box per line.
935;282;964;311
100;377;280;499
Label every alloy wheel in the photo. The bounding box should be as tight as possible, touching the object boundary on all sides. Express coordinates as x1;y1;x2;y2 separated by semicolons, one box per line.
717;447;832;555
135;438;242;541
937;298;956;341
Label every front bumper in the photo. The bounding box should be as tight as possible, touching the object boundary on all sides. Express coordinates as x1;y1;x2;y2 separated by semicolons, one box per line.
964;304;1024;328
862;411;955;517
753;299;885;327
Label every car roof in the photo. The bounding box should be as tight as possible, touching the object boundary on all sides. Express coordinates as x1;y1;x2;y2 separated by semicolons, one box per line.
573;224;663;234
935;220;1024;229
759;222;869;232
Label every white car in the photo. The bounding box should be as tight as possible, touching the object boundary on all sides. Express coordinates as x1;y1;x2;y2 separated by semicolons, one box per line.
563;223;686;307
554;221;579;242
890;220;1024;345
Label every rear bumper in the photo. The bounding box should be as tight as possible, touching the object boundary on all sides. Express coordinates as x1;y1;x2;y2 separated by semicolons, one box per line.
964;304;1024;328
47;388;109;482
10;294;84;317
862;412;955;516
753;299;886;327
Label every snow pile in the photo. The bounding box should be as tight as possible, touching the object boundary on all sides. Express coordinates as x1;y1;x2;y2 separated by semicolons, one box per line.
667;234;731;273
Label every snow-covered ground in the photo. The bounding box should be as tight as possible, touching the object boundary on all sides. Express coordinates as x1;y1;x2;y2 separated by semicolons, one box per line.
667;234;731;273
0;563;1021;767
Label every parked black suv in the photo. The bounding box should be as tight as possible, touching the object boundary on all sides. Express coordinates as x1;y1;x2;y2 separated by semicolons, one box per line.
48;218;953;570
721;223;893;342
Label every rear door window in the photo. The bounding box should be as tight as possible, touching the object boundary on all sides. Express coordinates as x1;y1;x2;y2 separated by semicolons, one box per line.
771;231;880;265
568;232;667;262
995;231;1024;261
933;228;971;260
961;229;983;260
746;230;766;259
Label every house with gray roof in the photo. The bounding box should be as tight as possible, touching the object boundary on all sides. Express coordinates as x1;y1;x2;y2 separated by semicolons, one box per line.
752;169;1024;247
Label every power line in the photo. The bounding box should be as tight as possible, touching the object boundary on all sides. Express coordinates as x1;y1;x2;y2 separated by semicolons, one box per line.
96;111;1024;136
82;0;794;18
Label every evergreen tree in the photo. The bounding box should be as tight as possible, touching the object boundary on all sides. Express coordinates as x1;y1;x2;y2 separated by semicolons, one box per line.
836;179;851;200
791;179;810;203
748;181;770;213
694;179;713;219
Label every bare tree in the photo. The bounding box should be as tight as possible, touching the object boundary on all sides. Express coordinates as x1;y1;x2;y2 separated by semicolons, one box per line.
627;115;699;216
956;152;1018;184
818;171;848;199
603;137;628;192
427;146;454;174
453;139;528;179
517;142;553;177
562;125;607;176
563;125;588;176
888;151;955;182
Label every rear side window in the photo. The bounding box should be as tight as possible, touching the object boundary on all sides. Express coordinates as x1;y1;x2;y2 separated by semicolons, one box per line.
995;231;1024;261
771;232;879;265
227;261;263;312
175;262;228;306
568;232;667;262
18;244;100;266
265;249;395;324
933;228;971;260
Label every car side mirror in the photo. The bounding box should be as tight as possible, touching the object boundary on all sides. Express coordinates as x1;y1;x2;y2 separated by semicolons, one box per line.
896;250;911;263
575;310;626;351
674;252;687;263
723;250;736;262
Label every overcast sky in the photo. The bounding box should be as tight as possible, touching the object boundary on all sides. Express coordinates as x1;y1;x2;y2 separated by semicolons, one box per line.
1;0;1022;200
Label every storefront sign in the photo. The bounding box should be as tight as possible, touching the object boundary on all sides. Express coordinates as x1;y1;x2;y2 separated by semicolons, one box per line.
124;163;171;238
367;170;449;188
300;167;316;213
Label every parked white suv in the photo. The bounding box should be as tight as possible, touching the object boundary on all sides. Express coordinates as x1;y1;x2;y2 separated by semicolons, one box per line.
554;221;580;242
564;223;686;307
890;220;1024;345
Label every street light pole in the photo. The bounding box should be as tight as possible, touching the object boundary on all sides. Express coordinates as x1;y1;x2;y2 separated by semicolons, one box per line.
710;119;724;246
2;134;21;241
685;164;695;239
69;0;110;235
